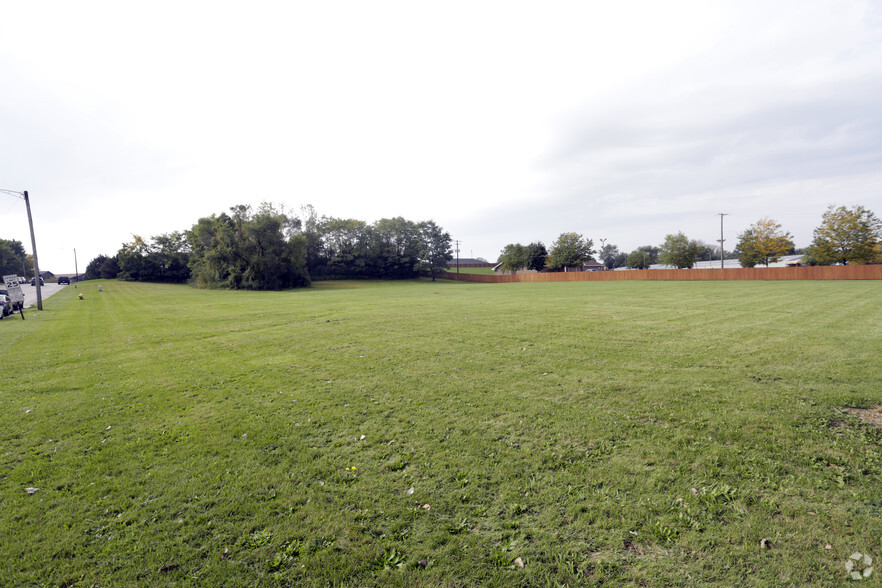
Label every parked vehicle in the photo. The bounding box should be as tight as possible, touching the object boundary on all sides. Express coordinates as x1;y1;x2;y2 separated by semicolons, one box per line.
30;277;44;286
0;294;12;317
0;289;22;312
58;276;70;285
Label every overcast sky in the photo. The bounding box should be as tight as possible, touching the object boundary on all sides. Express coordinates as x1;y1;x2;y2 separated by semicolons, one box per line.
2;1;881;273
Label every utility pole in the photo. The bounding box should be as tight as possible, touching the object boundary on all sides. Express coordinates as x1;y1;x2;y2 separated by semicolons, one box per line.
1;189;41;309
24;191;42;309
454;240;461;274
717;213;729;269
74;249;79;288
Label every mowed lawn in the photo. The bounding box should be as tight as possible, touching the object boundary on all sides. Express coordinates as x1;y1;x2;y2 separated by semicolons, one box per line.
1;279;880;586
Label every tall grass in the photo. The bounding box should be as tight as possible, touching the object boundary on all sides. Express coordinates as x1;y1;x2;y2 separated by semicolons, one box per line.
1;279;880;585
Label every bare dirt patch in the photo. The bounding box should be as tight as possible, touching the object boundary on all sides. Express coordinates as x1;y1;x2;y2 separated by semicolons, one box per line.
845;406;882;428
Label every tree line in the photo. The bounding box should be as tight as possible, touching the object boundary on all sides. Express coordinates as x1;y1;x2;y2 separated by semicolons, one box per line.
0;239;31;278
85;204;453;289
497;204;882;272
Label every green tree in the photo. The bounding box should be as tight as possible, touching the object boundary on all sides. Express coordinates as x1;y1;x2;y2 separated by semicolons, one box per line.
0;238;27;276
85;254;120;280
658;232;701;269
151;232;192;282
804;205;882;265
117;235;153;281
372;217;422;278
546;232;595;271
626;250;650;269
599;243;627;270
187;203;309;289
736;218;794;267
695;241;716;265
639;245;660;265
417;220;452;280
116;232;191;283
241;204;309;289
525;242;547;272
301;211;453;280
626;245;660;268
497;243;529;273
319;217;372;278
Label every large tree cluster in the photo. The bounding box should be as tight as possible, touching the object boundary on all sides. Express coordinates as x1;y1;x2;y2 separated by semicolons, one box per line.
0;238;27;277
85;203;452;290
497;242;548;273
188;204;309;290
497;234;598;273
305;212;451;281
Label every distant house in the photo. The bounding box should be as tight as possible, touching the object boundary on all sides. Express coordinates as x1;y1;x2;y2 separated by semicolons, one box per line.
547;261;605;272
579;261;605;272
492;264;540;276
493;260;606;275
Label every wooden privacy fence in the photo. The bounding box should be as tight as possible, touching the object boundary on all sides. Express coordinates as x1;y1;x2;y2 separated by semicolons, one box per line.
440;265;882;283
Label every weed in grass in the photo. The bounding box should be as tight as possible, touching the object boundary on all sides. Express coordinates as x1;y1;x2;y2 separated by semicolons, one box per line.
371;547;406;570
488;543;518;569
650;520;680;544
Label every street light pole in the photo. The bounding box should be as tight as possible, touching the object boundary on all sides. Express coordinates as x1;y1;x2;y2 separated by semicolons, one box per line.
1;189;41;310
717;213;729;269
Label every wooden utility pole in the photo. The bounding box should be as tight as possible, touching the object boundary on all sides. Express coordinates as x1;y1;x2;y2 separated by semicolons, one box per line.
24;191;42;310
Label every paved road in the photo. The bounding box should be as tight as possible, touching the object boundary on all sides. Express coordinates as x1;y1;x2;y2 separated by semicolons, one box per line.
20;283;68;309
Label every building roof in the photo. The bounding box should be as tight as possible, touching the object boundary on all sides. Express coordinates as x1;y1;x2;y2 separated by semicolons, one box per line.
449;258;489;265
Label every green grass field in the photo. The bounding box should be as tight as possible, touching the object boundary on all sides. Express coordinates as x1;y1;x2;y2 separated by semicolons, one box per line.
446;266;496;275
2;279;880;586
